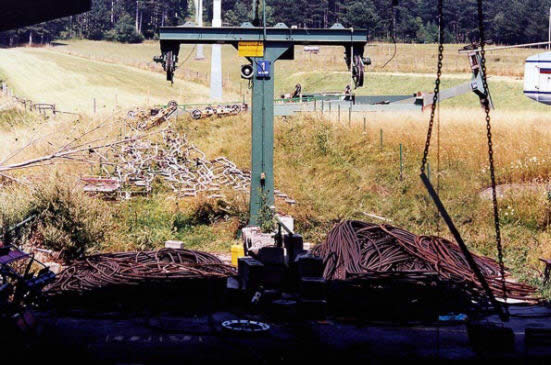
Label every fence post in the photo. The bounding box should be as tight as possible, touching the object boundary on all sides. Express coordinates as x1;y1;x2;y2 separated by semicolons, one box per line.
314;99;317;111
338;103;341;124
380;129;383;150
321;100;324;114
399;144;403;181
363;117;366;132
348;102;352;127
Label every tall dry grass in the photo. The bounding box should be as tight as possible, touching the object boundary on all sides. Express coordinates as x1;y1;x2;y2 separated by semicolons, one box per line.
183;108;551;279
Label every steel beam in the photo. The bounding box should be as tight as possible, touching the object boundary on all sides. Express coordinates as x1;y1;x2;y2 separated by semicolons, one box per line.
157;24;368;226
160;26;368;46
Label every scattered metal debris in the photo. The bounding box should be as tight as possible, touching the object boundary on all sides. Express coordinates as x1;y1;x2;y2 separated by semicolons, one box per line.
1;243;56;318
189;103;248;120
84;129;295;204
126;101;179;130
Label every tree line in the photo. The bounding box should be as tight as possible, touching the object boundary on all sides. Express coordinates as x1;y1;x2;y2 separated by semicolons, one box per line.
1;0;550;46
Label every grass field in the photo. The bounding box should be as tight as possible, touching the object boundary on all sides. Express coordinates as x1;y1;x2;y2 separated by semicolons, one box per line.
0;46;234;113
1;40;551;293
38;40;546;112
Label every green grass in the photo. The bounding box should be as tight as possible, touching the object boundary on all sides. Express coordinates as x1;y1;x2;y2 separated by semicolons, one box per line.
276;71;547;112
109;194;240;253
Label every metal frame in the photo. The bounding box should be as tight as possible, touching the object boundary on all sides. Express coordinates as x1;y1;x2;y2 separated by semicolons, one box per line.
158;23;368;225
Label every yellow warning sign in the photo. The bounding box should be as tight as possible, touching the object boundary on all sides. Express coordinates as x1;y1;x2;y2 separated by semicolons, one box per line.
238;41;264;57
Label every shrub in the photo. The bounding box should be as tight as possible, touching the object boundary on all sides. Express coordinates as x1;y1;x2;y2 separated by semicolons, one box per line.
28;176;114;261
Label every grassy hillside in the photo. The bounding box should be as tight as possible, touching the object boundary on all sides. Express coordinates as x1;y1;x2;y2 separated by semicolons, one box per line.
0;47;224;113
1;40;550;293
184;109;551;286
2;106;550;289
46;40;545;112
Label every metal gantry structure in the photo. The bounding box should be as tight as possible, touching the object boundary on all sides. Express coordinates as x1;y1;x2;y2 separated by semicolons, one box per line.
156;23;368;225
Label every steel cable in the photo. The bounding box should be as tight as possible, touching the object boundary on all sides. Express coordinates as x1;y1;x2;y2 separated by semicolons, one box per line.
312;220;536;302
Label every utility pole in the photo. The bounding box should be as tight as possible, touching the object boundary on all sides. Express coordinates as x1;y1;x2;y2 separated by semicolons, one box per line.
194;0;205;59
210;0;223;100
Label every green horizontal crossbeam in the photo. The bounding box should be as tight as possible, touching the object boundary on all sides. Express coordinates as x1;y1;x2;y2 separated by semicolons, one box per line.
159;26;368;46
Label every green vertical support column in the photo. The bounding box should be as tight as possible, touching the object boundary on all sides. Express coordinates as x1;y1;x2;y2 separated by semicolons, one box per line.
248;44;291;226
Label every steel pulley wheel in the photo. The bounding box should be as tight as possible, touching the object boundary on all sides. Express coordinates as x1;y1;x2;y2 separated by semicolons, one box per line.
221;320;270;333
352;55;365;88
165;51;175;83
191;109;202;120
231;104;242;113
168;100;178;108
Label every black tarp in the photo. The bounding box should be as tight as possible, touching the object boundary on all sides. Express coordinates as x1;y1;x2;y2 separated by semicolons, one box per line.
1;0;91;32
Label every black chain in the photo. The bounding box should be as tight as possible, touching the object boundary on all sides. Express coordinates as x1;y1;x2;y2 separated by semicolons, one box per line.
420;0;444;173
477;0;509;314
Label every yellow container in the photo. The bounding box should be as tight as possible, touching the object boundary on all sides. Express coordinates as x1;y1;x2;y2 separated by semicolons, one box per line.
231;244;245;267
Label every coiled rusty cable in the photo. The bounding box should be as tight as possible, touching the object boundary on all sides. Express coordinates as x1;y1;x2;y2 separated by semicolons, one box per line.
47;248;236;295
312;221;536;302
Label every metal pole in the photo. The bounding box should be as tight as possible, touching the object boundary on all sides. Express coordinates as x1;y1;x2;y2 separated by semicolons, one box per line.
399;143;403;180
135;1;139;32
338;103;341;123
210;0;222;100
549;7;551;50
194;0;204;59
263;0;267;39
363;117;366;132
348;102;352;127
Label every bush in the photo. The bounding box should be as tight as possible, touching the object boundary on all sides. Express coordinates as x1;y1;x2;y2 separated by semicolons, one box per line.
27;176;114;261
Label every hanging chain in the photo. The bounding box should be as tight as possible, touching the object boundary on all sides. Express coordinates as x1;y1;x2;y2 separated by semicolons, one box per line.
477;0;509;312
420;0;444;173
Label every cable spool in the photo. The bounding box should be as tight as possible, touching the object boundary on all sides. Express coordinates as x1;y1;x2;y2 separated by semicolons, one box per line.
241;64;254;79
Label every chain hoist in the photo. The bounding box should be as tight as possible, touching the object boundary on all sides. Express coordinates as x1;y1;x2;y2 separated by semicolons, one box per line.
420;0;443;174
419;0;509;322
477;0;509;317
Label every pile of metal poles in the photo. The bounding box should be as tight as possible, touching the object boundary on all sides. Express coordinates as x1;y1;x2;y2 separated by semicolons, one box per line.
86;129;295;204
47;248;235;295
313;220;537;301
